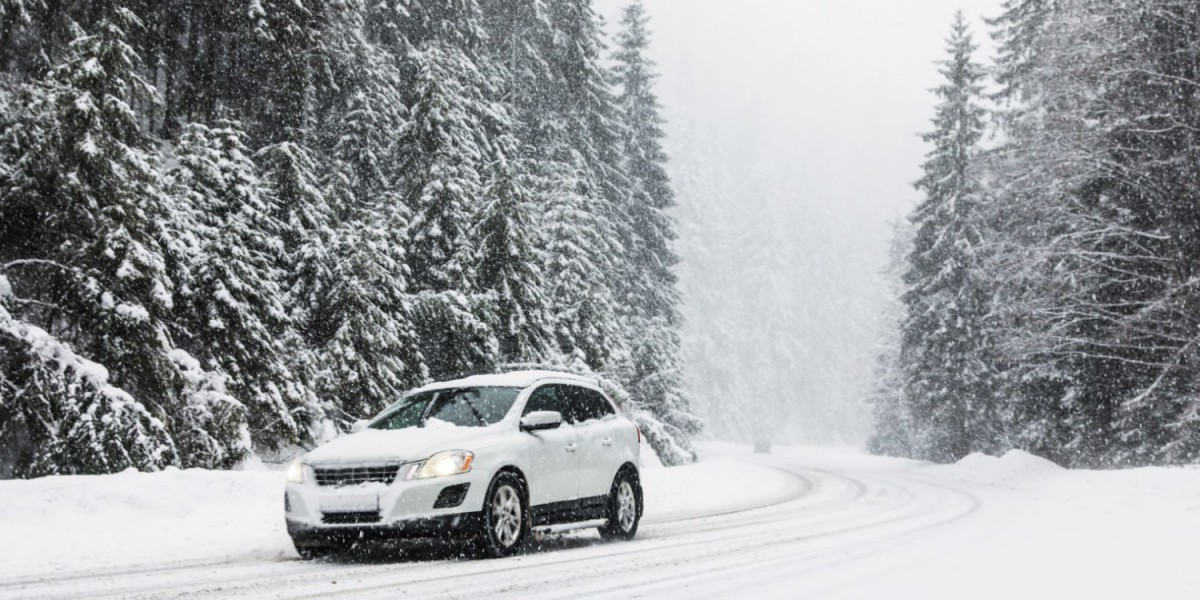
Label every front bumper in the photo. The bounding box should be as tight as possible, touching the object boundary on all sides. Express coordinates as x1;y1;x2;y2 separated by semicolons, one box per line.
285;467;491;546
287;512;482;547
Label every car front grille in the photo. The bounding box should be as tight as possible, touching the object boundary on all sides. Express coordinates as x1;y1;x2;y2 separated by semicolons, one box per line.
322;511;382;525
314;464;401;487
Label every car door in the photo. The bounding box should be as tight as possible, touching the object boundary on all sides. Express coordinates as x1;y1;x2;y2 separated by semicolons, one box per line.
565;385;621;499
520;384;582;506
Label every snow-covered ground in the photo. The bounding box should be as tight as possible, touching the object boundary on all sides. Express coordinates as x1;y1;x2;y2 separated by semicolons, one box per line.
0;450;802;582
0;443;1196;599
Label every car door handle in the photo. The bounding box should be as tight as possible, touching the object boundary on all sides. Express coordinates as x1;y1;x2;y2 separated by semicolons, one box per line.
565;443;578;452
601;437;613;447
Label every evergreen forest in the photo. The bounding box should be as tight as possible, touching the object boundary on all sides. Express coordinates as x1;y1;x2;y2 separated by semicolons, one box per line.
0;0;699;477
872;1;1200;468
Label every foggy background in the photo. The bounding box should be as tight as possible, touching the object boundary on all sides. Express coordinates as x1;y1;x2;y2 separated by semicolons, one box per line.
597;0;1003;444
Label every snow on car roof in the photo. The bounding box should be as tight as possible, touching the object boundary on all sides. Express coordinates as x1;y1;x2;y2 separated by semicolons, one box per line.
414;370;598;392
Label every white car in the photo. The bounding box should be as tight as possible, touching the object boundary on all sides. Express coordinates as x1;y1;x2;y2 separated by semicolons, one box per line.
284;370;643;558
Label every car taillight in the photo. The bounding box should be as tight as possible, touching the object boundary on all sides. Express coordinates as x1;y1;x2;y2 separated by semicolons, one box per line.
636;425;642;444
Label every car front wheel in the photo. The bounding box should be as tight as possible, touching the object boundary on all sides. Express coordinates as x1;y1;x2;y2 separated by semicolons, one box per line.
475;472;528;558
600;469;641;541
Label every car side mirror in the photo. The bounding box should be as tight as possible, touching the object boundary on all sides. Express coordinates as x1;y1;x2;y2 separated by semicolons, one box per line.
350;419;369;433
520;411;563;432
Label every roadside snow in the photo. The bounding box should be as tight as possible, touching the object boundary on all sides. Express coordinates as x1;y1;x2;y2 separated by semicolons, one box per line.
7;443;1195;599
642;456;806;523
900;451;1200;600
1;466;294;579
755;445;1200;600
929;448;1064;487
0;455;799;579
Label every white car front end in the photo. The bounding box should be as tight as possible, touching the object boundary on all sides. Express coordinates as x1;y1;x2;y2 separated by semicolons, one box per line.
285;427;517;543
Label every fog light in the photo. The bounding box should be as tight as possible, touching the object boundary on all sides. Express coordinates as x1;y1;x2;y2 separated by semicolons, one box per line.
434;483;471;509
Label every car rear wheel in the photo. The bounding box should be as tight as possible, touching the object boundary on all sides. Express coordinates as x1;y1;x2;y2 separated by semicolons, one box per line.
474;472;528;558
600;469;641;541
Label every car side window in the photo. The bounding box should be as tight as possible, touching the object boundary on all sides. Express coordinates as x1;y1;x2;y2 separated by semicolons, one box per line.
555;385;589;424
561;386;615;424
523;385;565;418
585;390;616;421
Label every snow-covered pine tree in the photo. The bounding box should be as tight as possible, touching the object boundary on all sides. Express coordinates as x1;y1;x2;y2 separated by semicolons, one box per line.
298;2;430;424
255;139;333;437
537;0;630;371
316;3;406;220
256;140;333;329
394;0;504;379
866;220;917;457
0;9;184;474
987;0;1060;105
472;1;568;368
393;0;483;291
164;122;317;460
480;0;618;371
245;0;325;144
0;295;176;477
985;0;1200;466
315;213;429;425
480;0;556;146
612;1;699;464
977;0;1098;464
474;153;554;364
546;0;632;222
1105;1;1200;465
900;12;995;462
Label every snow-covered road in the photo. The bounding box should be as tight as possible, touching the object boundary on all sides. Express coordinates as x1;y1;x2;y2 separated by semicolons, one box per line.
1;444;1196;599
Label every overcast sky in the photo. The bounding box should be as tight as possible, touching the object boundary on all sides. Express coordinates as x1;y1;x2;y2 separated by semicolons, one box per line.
596;0;1005;440
599;0;1002;227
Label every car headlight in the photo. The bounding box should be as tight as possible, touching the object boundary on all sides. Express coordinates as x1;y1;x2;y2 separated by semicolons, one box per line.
286;459;312;484
406;450;474;480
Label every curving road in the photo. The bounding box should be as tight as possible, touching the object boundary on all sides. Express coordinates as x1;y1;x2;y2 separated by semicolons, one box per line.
0;456;981;600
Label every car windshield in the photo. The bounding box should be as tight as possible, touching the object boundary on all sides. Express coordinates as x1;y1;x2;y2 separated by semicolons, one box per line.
368;387;521;430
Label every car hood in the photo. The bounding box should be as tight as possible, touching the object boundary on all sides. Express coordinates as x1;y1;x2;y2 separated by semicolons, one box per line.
303;426;508;466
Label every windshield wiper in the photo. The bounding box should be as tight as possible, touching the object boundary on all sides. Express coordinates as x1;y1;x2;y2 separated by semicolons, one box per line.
458;394;488;426
420;389;488;427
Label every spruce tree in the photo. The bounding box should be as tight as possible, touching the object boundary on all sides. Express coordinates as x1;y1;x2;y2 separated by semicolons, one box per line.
984;0;1200;466
474;155;554;364
164;122;314;457
0;298;176;477
246;0;325;144
315;214;428;424
900;12;993;462
613;1;699;464
539;0;630;372
394;0;504;379
867;221;917;457
0;9;184;474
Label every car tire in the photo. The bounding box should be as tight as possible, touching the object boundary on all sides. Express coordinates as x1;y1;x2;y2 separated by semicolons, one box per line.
599;468;641;541
474;472;528;558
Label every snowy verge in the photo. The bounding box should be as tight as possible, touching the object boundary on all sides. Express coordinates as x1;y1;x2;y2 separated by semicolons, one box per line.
0;457;799;580
641;457;806;523
2;467;295;581
764;445;1200;600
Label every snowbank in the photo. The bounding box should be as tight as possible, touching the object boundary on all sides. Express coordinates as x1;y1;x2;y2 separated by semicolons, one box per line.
2;466;295;579
929;448;1064;487
0;457;798;579
859;448;1200;600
